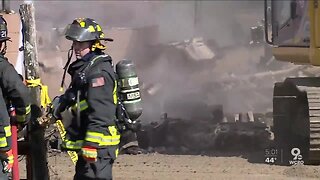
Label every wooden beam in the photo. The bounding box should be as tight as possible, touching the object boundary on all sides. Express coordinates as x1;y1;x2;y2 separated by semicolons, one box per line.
19;2;49;180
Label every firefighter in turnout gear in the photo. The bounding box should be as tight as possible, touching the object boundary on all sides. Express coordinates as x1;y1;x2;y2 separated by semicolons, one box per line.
54;18;120;180
0;16;31;178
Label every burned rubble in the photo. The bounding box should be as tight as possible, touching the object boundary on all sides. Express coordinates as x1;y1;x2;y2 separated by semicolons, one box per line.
136;111;273;155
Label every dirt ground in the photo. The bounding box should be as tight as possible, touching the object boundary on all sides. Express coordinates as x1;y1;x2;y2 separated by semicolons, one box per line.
17;152;320;180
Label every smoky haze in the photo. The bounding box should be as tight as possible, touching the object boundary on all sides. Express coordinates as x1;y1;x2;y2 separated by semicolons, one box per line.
11;1;277;122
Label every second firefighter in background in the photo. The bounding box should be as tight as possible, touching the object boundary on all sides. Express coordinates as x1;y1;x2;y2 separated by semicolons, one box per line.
53;18;120;180
0;15;31;179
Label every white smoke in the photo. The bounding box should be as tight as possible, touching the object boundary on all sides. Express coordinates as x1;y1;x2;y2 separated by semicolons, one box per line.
11;1;281;122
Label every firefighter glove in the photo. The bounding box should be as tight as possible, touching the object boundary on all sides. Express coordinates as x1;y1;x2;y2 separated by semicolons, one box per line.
0;149;13;173
51;95;69;120
81;146;97;163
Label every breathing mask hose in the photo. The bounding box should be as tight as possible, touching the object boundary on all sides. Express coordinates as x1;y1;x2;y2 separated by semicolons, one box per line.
60;47;73;91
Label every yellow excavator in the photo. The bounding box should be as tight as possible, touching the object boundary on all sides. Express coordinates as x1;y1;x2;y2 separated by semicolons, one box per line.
265;0;320;164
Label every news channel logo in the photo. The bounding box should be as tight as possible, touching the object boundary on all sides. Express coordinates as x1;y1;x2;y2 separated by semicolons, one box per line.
289;147;304;165
264;147;304;165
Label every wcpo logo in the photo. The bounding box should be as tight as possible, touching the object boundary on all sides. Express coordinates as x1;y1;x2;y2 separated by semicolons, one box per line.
289;148;304;165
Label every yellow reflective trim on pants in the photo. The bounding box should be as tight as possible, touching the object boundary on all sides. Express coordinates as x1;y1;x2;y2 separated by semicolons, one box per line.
62;139;83;150
113;80;118;104
72;100;89;112
4;126;11;137
85;131;103;144
0;137;7;148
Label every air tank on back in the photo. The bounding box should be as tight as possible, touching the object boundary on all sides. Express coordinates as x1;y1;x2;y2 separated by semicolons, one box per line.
116;59;143;121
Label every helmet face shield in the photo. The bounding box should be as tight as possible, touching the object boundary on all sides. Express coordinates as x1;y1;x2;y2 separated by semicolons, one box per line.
65;24;97;42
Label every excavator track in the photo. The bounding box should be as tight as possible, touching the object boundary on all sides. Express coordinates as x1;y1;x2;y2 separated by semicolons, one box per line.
273;78;320;165
300;86;320;161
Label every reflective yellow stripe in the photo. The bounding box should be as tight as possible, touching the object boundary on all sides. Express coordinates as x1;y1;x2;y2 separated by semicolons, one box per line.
85;126;121;146
82;148;97;158
56;120;78;164
78;100;88;111
85;131;103;144
62;139;83;150
25;105;31;114
83;151;97;158
100;136;120;146
0;137;7;148
72;100;89;112
108;126;118;136
115;148;119;157
67;151;78;165
4;126;11;137
113;80;118;104
100;126;120;146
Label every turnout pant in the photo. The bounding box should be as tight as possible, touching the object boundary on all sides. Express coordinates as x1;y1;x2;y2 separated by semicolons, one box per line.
74;147;117;180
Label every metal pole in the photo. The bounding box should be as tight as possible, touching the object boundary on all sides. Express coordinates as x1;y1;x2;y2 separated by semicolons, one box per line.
11;125;19;180
9;105;19;180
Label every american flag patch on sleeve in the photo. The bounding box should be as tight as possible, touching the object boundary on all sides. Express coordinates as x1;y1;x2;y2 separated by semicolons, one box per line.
91;77;105;87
